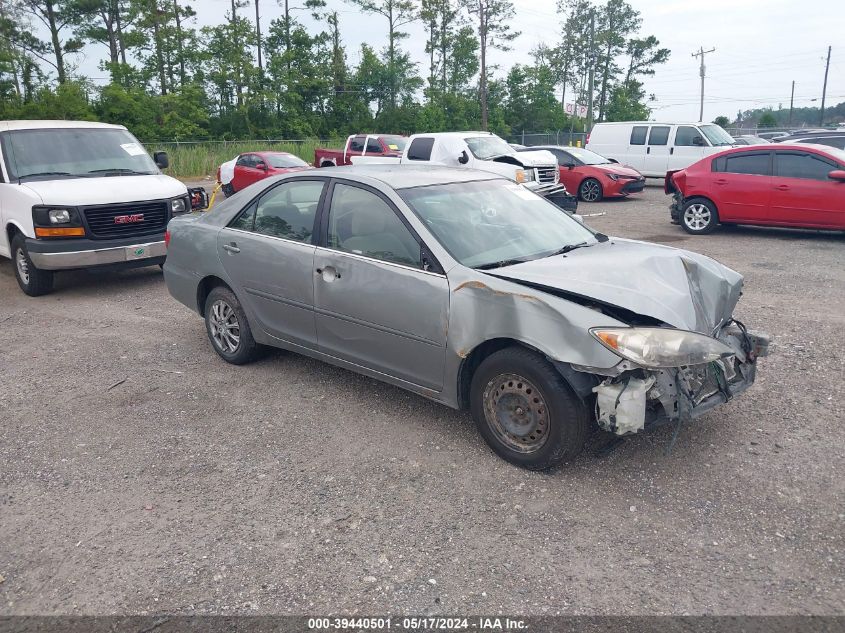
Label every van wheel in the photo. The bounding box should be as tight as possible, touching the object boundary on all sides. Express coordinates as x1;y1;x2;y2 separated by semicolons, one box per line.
470;347;588;470
579;178;603;202
204;286;260;365
11;234;54;296
681;198;719;234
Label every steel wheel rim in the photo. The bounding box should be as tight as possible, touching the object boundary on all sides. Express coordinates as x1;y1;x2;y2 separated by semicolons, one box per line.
684;204;711;231
482;373;550;454
209;299;241;353
581;180;601;201
15;249;30;285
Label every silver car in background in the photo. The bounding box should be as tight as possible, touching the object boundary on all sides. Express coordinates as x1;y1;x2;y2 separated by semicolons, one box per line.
164;166;769;469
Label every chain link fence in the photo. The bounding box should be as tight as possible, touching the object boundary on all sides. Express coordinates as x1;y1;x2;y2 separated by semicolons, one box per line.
507;132;588;148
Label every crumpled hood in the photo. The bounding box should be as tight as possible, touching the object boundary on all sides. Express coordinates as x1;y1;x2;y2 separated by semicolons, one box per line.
487;238;744;333
511;150;557;168
21;175;188;206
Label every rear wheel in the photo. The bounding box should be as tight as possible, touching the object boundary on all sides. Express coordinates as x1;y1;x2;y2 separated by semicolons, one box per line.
221;183;235;198
204;286;260;364
578;178;603;202
470;347;589;470
681;197;719;234
11;234;54;296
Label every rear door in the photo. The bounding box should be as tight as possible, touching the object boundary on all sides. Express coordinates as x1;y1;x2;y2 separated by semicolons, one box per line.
771;150;845;227
365;136;385;156
670;125;708;171
625;125;649;173
313;180;449;390
711;151;773;222
217;178;327;349
641;126;671;177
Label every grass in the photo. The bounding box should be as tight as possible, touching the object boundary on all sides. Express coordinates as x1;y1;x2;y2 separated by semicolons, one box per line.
143;139;342;179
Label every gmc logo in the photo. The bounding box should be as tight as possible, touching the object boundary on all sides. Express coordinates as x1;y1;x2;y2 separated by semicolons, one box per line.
114;214;144;224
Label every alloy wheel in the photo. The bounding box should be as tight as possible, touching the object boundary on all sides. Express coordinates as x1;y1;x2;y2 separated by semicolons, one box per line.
209;299;241;353
684;203;712;231
580;179;601;202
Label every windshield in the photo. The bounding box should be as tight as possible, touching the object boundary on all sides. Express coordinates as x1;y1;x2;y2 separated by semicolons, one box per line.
1;127;158;181
465;136;514;160
399;180;597;269
563;147;611;165
700;124;735;147
381;135;408;151
265;153;309;168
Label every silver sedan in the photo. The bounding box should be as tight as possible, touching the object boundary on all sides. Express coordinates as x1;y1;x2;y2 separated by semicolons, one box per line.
164;166;769;469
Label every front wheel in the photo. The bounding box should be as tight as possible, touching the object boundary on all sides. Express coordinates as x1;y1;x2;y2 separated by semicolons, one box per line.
470;347;589;470
11;234;54;296
204;286;260;364
681;198;719;234
578;178;603;202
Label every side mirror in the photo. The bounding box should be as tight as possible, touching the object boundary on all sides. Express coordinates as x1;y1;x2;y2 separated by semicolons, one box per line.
458;150;469;165
828;169;845;181
256;162;268;171
153;151;169;169
563;161;575;170
692;136;704;146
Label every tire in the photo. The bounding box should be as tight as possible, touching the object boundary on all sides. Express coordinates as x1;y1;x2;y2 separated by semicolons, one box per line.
221;183;235;198
204;286;260;365
469;347;589;470
578;177;603;202
320;161;335;168
681;197;719;234
11;234;54;296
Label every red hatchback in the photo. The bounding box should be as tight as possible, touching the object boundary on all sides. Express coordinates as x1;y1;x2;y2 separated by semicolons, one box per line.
218;151;311;195
522;146;646;201
667;144;845;234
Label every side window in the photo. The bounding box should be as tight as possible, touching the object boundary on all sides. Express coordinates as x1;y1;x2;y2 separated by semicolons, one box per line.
252;180;325;242
349;136;366;153
366;137;383;153
328;183;422;269
407;137;434;161
235;154;251;167
675;126;703;147
724;153;770;176
556;150;575;165
648;126;670;146
775;152;836;181
229;201;257;231
712;156;727;172
630;126;648;145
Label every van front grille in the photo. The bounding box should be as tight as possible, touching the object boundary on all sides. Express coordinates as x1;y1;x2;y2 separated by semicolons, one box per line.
83;201;169;238
536;166;558;184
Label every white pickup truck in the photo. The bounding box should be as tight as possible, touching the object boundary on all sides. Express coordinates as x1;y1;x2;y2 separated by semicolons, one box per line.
352;131;578;212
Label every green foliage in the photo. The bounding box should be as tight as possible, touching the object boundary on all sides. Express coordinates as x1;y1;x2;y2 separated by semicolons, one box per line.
712;116;730;129
758;112;778;128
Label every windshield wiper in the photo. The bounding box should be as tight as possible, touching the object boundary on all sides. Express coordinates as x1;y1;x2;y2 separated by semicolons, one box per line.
475;257;532;270
553;241;591;255
87;168;154;175
17;171;76;180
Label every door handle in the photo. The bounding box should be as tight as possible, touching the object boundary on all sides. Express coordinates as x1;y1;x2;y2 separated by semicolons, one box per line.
670;147;674;155
715;179;728;185
222;243;240;253
647;147;651;154
316;266;341;281
774;184;790;191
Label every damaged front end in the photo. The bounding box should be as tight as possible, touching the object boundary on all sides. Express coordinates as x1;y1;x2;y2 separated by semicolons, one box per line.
583;322;771;436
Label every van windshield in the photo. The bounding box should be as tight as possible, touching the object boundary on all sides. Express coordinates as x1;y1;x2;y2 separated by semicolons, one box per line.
1;127;158;182
700;124;735;147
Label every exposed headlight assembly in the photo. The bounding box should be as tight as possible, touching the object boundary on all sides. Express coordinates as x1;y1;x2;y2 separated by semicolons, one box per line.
590;327;735;368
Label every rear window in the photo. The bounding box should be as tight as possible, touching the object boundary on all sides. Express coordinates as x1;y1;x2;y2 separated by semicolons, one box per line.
407;137;435;161
648;126;670;146
630;126;648;145
714;152;771;176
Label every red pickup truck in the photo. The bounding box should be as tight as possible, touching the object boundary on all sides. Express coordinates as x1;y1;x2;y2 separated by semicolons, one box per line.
314;134;408;167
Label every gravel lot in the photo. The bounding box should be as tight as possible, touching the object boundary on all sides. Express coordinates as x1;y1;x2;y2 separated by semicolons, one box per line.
1;184;843;616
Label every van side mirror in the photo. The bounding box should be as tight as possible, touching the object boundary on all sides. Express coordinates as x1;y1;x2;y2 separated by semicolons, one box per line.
154;151;169;169
692;136;704;146
458;150;469;165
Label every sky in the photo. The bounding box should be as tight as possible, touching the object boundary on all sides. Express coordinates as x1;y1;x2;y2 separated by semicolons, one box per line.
69;0;844;126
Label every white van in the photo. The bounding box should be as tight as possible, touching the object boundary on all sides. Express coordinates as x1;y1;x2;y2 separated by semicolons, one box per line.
0;120;193;296
586;122;735;177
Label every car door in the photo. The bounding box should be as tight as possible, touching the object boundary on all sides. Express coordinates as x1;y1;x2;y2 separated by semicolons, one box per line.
625;125;649;173
217;178;327;349
551;148;581;193
313;181;449;390
231;154;253;191
670;125;708;171
771;150;845;227
365;137;385;156
641;125;671;177
710;151;773;222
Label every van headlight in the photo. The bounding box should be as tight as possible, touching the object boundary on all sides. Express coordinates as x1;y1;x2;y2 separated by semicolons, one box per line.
49;209;71;224
171;197;188;214
590;327;734;368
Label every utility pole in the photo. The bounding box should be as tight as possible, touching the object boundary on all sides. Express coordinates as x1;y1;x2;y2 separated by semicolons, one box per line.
692;46;715;122
585;9;595;132
820;46;831;126
255;0;263;76
788;80;795;126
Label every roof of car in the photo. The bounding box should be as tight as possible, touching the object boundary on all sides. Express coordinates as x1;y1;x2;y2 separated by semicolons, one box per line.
319;165;501;189
249;151;295;156
0;120;126;131
713;143;842;156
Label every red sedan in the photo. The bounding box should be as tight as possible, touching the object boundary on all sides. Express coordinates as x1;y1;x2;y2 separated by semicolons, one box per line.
667;144;845;234
218;151;311;196
522;145;645;201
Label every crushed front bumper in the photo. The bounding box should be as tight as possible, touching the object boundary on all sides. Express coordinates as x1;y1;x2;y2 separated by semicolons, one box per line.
26;235;166;270
669;191;684;224
588;324;771;436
